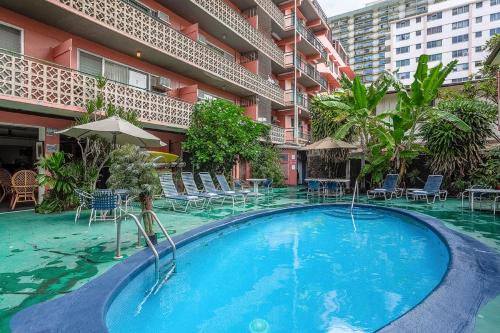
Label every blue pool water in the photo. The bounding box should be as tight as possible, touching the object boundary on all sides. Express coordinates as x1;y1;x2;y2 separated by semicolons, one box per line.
106;207;449;333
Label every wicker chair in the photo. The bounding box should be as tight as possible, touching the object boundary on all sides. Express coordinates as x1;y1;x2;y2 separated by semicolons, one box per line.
10;170;38;210
0;168;12;203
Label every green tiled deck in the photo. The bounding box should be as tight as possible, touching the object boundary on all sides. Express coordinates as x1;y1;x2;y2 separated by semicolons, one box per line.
0;187;499;332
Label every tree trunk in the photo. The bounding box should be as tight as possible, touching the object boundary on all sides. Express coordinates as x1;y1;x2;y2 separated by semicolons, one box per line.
142;196;155;237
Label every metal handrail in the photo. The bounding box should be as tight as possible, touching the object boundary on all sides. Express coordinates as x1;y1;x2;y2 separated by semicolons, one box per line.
114;210;177;286
351;180;358;212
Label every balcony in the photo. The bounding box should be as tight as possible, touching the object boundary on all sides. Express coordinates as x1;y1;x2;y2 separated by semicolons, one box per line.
0;51;194;130
0;0;285;106
231;0;285;30
284;90;310;110
270;124;286;144
300;0;329;31
285;128;311;144
284;15;328;62
161;0;285;68
285;53;328;90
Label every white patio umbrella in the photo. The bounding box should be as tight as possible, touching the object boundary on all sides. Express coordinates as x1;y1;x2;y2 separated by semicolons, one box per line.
57;116;166;148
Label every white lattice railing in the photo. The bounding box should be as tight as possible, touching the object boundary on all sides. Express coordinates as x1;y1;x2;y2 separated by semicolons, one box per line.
270;124;286;144
0;51;194;129
254;0;286;29
190;0;285;67
54;0;285;105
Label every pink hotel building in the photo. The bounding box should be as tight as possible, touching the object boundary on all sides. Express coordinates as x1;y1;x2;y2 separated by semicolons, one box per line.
0;0;353;186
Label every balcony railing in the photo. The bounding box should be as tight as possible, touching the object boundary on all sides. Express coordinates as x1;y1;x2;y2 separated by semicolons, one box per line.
270;124;286;144
0;51;194;129
309;0;328;27
188;0;285;67
285;128;311;143
286;15;327;61
254;0;286;29
293;55;328;89
284;90;309;110
54;0;285;105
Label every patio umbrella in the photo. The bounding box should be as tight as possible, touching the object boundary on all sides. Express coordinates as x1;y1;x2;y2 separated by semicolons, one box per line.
57;116;166;148
301;137;357;151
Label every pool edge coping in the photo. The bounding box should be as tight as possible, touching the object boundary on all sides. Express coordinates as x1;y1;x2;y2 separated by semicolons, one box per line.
10;203;500;333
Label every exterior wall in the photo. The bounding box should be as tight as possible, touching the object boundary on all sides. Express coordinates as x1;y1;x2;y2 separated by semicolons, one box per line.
386;0;499;85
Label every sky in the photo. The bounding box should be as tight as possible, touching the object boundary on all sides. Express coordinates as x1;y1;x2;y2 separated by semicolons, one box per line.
317;0;373;17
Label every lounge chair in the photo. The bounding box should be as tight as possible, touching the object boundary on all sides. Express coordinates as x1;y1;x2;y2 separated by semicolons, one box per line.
199;172;245;208
234;179;252;194
324;181;342;198
367;174;399;200
181;172;222;207
406;175;447;204
159;173;205;212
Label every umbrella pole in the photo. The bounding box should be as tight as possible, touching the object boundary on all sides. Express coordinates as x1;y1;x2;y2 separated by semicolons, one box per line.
112;134;117;150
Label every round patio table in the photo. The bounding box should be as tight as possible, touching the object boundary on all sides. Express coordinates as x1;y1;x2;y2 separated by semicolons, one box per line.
246;178;267;194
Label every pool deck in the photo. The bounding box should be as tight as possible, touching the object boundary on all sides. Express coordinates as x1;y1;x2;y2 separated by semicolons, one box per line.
1;188;500;332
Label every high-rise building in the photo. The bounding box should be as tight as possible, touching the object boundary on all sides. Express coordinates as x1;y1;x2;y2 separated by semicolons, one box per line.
386;0;499;85
329;0;445;84
0;0;352;186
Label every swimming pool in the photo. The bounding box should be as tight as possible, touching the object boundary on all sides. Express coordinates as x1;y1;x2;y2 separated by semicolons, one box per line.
106;206;449;333
10;204;500;333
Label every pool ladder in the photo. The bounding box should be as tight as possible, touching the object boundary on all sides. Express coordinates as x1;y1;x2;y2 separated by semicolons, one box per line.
114;210;176;293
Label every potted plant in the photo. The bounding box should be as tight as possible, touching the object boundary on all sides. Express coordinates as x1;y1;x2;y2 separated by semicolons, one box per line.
107;145;160;244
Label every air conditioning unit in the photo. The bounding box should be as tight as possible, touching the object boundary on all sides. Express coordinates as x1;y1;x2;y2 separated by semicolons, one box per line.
155;10;170;25
151;76;171;92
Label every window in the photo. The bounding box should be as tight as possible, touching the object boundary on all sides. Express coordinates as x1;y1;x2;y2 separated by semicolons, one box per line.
429;53;442;62
427;12;442;21
475;60;482;66
454;63;469;71
452;34;469;43
492;0;500;5
476;1;483;8
396;59;410;67
416;17;422;23
452;20;469;30
476;31;482;37
427;26;442;35
79;51;103;76
475;46;483;52
0;23;22;53
79;50;151;89
416;30;422;36
490;27;500;35
396;20;410;28
476;16;483;23
396;46;410;54
491;13;500;21
452;77;468;83
452;5;469;15
396;33;410;41
427;40;442;48
416;43;422;49
397;72;410;79
452;49;468;57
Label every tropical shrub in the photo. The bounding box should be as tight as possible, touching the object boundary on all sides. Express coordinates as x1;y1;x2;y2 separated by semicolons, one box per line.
421;99;496;183
35;151;83;213
107;145;160;238
183;99;269;174
473;147;500;188
251;143;285;186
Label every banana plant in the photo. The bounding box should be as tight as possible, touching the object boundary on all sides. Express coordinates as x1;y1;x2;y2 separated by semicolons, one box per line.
387;55;470;176
320;74;393;184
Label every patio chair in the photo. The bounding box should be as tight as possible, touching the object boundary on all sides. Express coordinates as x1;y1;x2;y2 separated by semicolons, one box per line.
181;172;222;207
200;172;245;208
159;173;205;212
262;179;273;195
74;189;92;223
10;170;38;210
307;180;321;196
0;168;13;204
406;175;447;204
324;182;342;198
88;190;119;227
234;179;252;194
367;174;399;200
460;184;491;209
